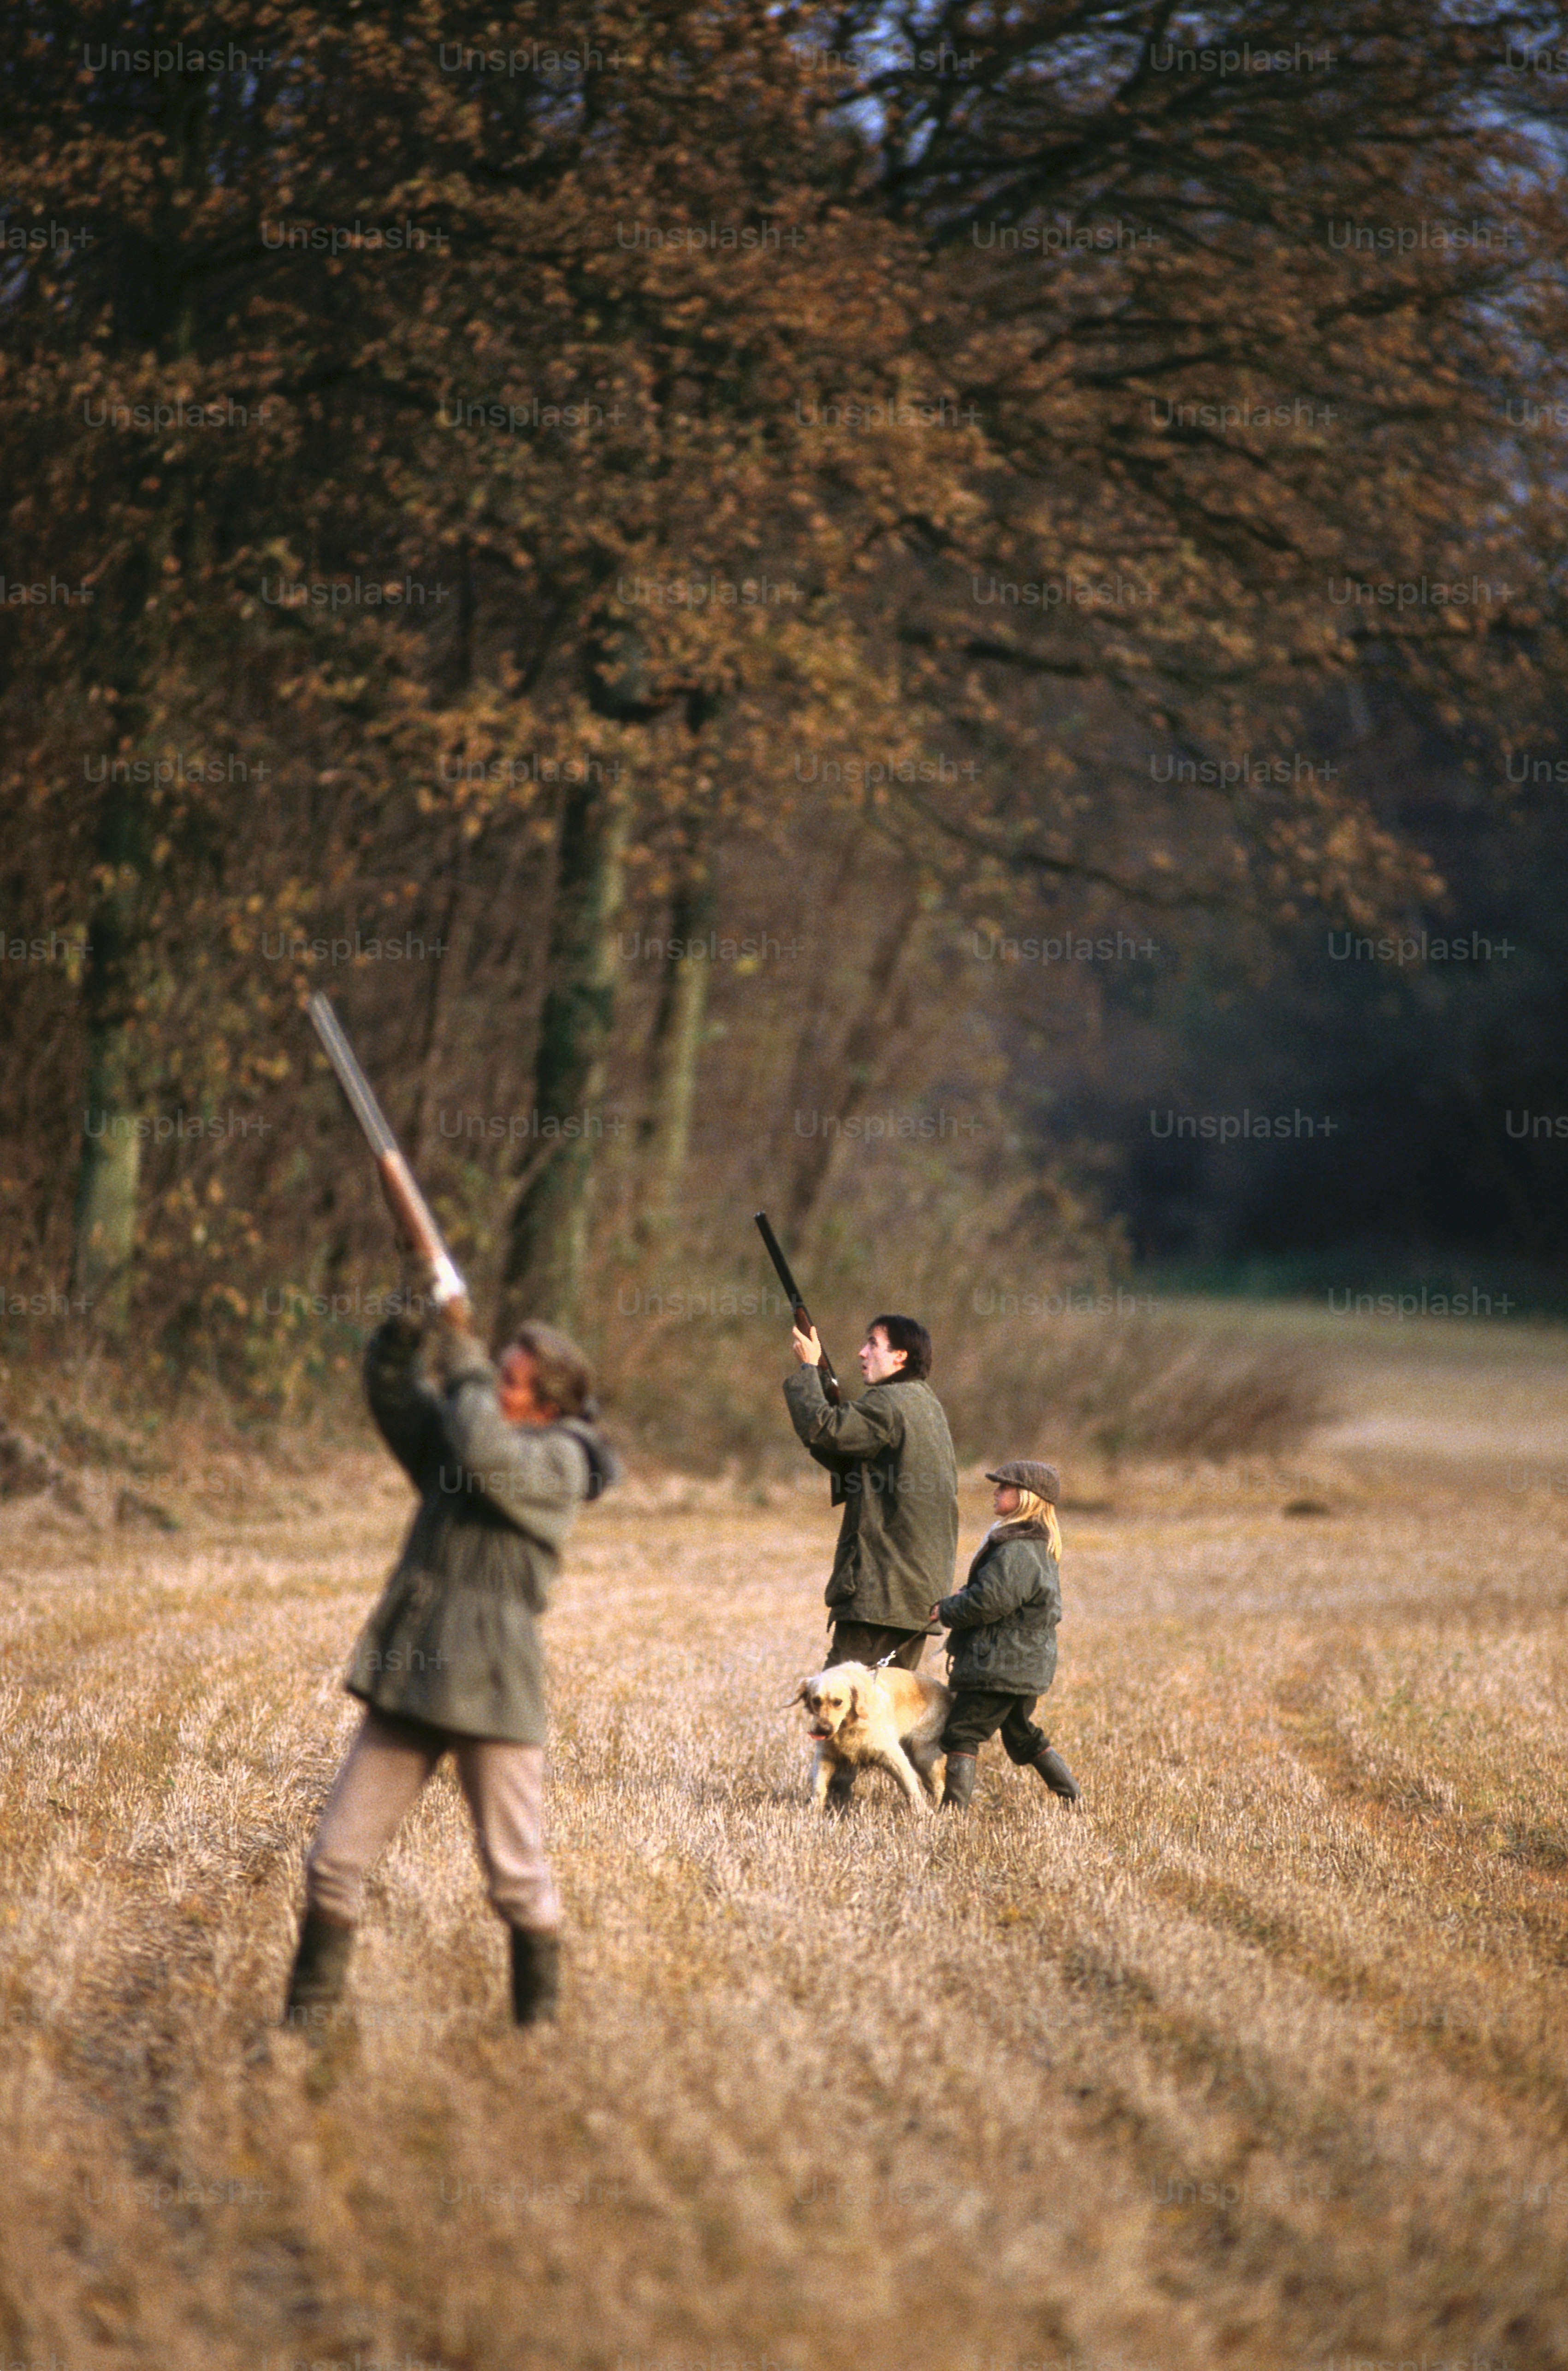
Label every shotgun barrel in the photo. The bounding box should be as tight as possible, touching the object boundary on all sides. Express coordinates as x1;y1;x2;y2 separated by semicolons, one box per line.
754;1210;841;1404
309;991;468;1308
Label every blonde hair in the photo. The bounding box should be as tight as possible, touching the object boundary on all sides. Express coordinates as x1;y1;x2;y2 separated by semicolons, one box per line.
996;1486;1061;1559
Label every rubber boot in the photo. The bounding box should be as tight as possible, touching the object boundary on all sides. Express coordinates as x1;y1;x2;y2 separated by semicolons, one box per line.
509;1926;561;2026
283;1910;354;2033
824;1766;857;1816
1032;1747;1082;1804
940;1750;978;1811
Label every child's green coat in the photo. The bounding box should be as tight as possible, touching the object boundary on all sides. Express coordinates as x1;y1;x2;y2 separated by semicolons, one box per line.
935;1520;1061;1693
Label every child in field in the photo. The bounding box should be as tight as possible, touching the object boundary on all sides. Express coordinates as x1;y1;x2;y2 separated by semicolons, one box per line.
929;1458;1080;1811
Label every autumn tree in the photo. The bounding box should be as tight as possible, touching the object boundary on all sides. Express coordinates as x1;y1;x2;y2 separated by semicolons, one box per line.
796;0;1568;914
5;0;1568;1393
1;0;984;1335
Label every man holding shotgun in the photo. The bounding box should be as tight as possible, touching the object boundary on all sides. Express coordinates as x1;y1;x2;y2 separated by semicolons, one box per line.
761;1216;959;1811
284;998;617;2033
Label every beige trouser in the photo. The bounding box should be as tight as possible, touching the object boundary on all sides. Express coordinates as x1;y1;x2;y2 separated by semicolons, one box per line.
305;1707;562;1932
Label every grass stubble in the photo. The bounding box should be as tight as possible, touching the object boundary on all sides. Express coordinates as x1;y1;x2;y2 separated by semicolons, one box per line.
0;1340;1565;2371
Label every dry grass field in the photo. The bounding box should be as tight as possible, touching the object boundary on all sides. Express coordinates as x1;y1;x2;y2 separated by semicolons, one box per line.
2;1308;1567;2371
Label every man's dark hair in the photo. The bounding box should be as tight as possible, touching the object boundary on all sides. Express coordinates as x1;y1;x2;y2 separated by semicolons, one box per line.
508;1320;596;1418
868;1313;932;1381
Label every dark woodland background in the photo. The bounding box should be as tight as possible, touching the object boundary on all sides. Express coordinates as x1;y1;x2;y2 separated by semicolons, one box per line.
4;0;1568;1469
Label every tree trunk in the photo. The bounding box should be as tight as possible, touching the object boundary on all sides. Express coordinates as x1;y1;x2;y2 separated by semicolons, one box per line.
637;809;716;1240
71;799;150;1335
499;777;632;1334
64;104;202;1339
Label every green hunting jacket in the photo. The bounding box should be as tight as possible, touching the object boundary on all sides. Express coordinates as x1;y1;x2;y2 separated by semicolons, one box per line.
344;1312;616;1747
935;1521;1061;1695
783;1363;958;1631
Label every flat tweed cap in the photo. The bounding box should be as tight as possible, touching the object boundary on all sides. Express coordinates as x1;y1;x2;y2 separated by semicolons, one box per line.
985;1459;1060;1503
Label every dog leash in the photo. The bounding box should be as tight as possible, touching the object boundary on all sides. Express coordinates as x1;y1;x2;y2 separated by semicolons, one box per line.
871;1640;951;1671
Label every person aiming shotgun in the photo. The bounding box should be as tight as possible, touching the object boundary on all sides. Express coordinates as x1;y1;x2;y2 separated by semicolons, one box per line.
758;1214;959;1813
284;998;617;2033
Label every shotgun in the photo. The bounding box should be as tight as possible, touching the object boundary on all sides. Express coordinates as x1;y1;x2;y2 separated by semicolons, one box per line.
309;991;467;1309
754;1210;841;1404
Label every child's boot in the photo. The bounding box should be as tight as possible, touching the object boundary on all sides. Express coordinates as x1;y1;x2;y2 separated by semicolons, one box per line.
1030;1746;1081;1804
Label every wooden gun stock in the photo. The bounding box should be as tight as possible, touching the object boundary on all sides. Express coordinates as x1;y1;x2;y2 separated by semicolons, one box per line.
377;1150;465;1305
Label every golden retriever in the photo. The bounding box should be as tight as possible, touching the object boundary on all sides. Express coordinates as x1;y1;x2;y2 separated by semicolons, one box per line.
790;1661;952;1812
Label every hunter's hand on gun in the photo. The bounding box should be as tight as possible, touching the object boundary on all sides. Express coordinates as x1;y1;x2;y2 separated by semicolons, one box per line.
791;1322;823;1368
392;1233;470;1335
397;1244;471;1335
